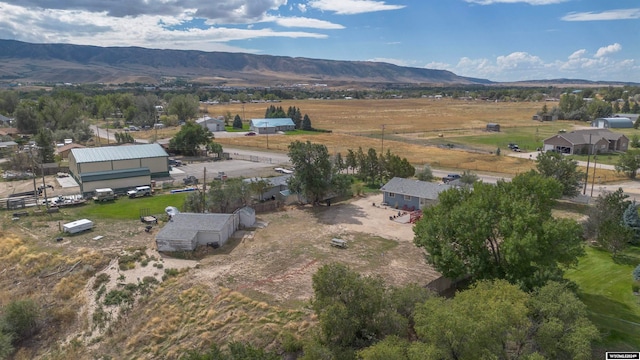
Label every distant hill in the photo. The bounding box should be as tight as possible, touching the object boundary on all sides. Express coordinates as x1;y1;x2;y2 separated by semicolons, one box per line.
0;39;493;86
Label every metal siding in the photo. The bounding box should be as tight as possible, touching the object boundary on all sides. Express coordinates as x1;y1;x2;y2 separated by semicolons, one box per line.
141;157;169;173
70;144;168;163
113;158;140;170
80;161;113;173
82;175;151;194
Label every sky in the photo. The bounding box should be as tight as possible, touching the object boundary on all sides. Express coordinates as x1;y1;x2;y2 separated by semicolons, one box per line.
0;0;638;83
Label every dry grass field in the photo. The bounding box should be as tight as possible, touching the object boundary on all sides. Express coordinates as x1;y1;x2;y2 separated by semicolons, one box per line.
204;99;625;180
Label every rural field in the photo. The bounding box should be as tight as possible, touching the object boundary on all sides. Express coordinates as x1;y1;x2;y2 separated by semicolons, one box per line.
204;98;626;181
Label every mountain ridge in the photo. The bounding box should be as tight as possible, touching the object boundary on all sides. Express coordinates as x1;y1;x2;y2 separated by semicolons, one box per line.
0;39;637;87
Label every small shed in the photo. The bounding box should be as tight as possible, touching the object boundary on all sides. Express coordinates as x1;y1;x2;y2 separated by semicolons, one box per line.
486;123;500;132
235;207;256;228
591;117;633;129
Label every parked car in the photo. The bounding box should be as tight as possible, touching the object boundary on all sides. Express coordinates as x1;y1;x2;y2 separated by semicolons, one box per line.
183;175;199;185
245;131;257;136
168;158;182;167
127;186;152;198
442;174;461;183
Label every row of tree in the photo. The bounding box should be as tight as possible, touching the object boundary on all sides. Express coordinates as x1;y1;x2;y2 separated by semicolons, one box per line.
337;147;415;185
538;94;640;123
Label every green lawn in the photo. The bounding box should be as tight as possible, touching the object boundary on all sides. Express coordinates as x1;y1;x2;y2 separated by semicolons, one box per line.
65;193;190;220
457;125;572;152
565;246;640;351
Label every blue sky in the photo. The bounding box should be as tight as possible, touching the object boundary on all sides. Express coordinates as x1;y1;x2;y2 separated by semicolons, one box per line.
0;0;638;82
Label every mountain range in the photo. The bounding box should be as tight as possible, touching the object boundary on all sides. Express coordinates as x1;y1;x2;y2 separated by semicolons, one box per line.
0;39;635;87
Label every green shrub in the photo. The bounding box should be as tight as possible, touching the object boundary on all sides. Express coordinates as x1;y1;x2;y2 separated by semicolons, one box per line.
92;273;111;290
633;282;640;293
633;264;640;282
0;331;13;359
103;289;134;306
1;299;39;343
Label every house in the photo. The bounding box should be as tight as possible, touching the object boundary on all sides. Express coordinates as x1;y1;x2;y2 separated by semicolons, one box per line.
249;118;295;134
0;114;13;125
542;129;629;155
155;208;255;252
68;143;169;195
486;123;500;132
0;140;18;155
55;143;85;159
196;115;225;132
380;177;452;211
591;117;634;129
0;128;20;138
243;174;292;201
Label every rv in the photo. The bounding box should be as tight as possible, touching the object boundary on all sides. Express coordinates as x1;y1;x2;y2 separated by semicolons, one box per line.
63;219;94;234
93;188;115;202
127;186;152;198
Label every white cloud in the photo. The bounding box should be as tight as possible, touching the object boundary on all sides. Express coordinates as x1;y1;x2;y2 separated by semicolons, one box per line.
298;4;308;12
268;16;345;29
595;43;622;58
562;8;640;21
568;49;587;60
465;0;568;5
0;3;328;52
307;0;405;15
496;52;544;69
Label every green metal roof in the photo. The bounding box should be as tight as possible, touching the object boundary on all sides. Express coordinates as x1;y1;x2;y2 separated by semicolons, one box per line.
250;118;295;127
71;144;168;163
80;168;150;182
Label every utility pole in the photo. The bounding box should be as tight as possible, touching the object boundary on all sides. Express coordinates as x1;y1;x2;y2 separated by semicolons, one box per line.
28;148;39;209
266;120;269;149
202;167;207;213
583;134;592;195
590;155;597;197
381;124;385;155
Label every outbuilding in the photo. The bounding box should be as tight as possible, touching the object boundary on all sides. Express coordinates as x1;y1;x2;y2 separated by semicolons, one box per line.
591;117;634;129
486;123;500;132
155;212;242;252
196;116;225;132
68;143;169;196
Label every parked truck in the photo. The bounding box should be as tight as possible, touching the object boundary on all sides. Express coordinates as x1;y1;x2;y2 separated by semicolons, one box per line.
127;186;152;198
93;188;116;202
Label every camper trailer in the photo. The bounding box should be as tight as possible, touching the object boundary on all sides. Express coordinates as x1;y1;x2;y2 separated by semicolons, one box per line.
63;219;94;234
93;188;115;202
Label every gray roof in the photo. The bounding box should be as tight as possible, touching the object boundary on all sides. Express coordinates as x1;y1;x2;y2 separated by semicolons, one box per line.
71;143;168;163
243;174;291;187
0;141;18;147
596;117;633;128
550;129;625;145
196;116;224;124
250;118;295;128
381;177;451;200
156;213;234;241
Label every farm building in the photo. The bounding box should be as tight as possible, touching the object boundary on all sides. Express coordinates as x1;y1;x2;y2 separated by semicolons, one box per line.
381;177;451;211
249;118;295;134
243;174;292;201
542;129;628;155
68;143;169;195
591;117;633;129
155;208;255;252
196;116;225;132
486;123;500;132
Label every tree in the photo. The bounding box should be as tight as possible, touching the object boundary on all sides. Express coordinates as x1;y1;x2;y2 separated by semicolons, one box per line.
183;191;205;213
302;114;312;130
168;94;199;123
0;91;18;115
536;150;584;197
168;121;212;156
414;172;585;290
311;264;406;349
205;179;250;213
623;201;640;245
232;114;243;129
632;135;640;148
345;149;357;174
247;179;270;201
287;141;348;205
584;188;632;256
34;129;55;163
615;151;640;179
381;150;415;180
133;94;158;127
207;141;223;158
412;280;598;360
460;170;478;185
415;166;434;182
622;99;631;113
14;100;40;134
333;152;345;173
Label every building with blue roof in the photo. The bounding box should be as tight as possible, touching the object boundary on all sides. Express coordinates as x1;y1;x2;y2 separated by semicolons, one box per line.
249;118;295;134
68;143;169;195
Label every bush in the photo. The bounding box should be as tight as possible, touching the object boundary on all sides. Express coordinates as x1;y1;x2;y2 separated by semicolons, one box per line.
416;166;434;182
93;273;111;290
632;282;640;293
1;299;39;343
0;331;13;359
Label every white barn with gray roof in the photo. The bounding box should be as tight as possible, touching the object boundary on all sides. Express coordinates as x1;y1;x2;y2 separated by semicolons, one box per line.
156;209;255;252
381;177;451;211
68;143;169;195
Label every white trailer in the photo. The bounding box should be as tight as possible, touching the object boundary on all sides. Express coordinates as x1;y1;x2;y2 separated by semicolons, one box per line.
63;219;94;234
